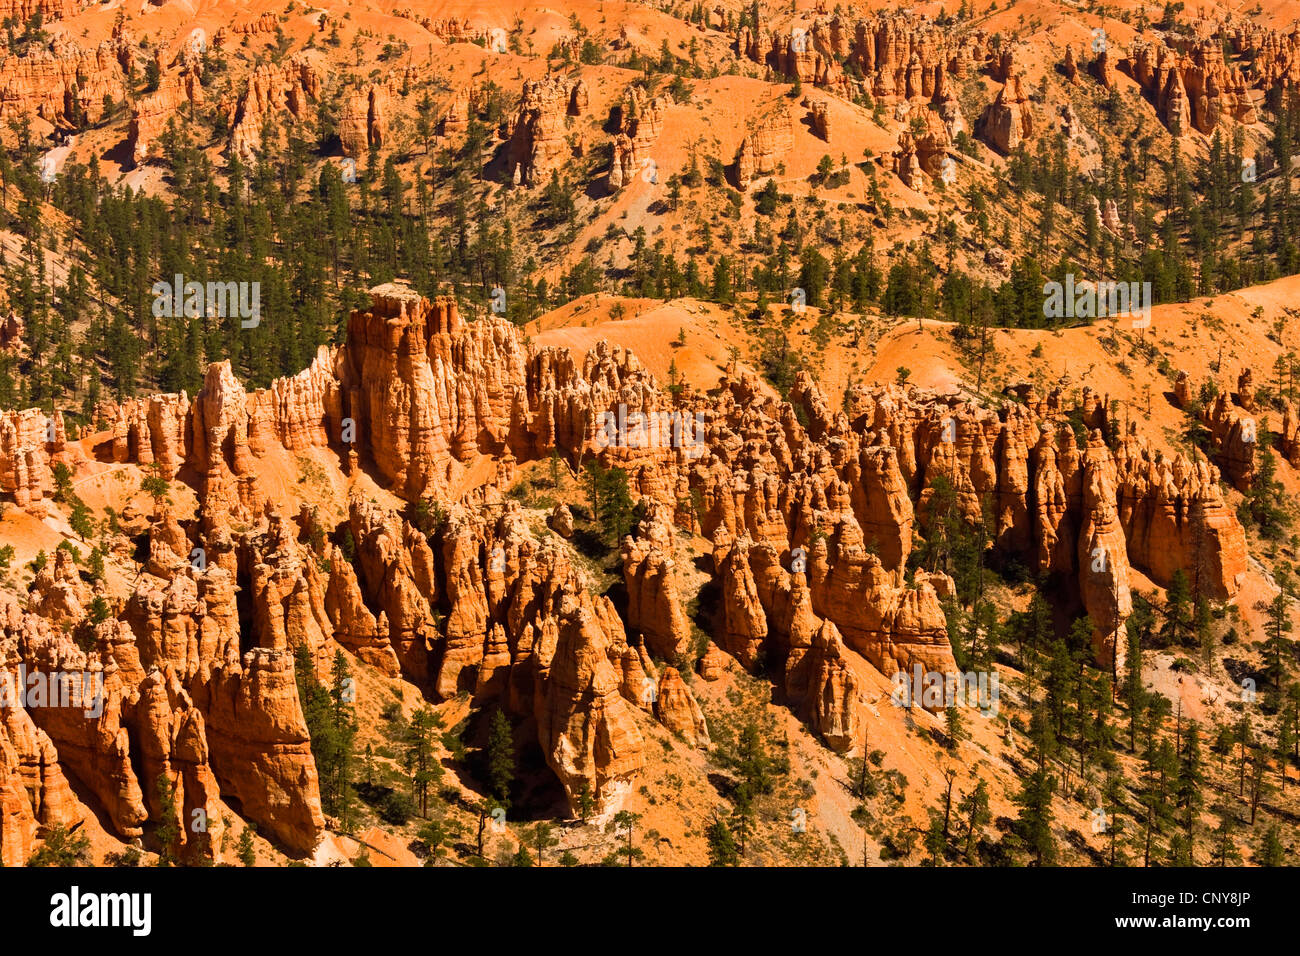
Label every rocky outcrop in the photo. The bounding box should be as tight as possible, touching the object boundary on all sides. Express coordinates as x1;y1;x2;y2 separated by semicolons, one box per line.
1277;403;1300;470
548;503;574;538
1122;37;1260;135
28;548;91;626
606;85;665;191
1115;437;1247;603
733;106;794;189
147;509;192;577
190;362;264;523
1076;454;1132;673
193;646;324;853
808;99;830;141
3;277;1259;847
795;621;858;750
1231;22;1300;92
0;36;133;130
0;0;78;19
1094;50;1117;90
219;11;279;39
392;12;485;41
226;57;322;163
508;76;586;186
1063;44;1078;83
441;85;472;137
129;71;202;163
322;540;399;677
1198;392;1257;491
344;497;436;684
981;74;1033;152
621;506;692;660
710;533;868;734
536;594;644;818
736;11;990;107
340;82;391;158
133;667;227;862
891;110;951;190
318;488;650;814
340;285;529;501
0;499;331;859
0;640;79;866
243;509;334;656
0;408;63;506
246;346;342;453
653;667;709;746
0;313;22;351
93;393;190;478
1236;368;1257;413
935;74;967;139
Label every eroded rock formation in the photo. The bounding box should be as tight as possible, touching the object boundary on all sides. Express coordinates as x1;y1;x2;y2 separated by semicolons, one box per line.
225;57;322;163
737;10;990;107
607;85;664;191
1122;36;1262;135
0;281;1254;850
340;81;391;158
734;106;794;189
982;74;1033;152
508;76;586;187
0;34;133;130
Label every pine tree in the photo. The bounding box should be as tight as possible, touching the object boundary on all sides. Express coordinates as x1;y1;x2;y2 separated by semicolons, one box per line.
27;824;91;867
1261;576;1294;693
294;645;357;825
612;810;644;866
924;810;947;866
711;255;733;302
1210;805;1242;866
1124;625;1145;751
729;789;756;857
1174;721;1205;861
944;705;966;753
328;650;358;829
582;460;634;544
1012;770;1057;865
576;784;595;822
957;780;991;863
1160;569;1191;647
530;822;559;866
236;825;257;867
706;813;740;866
486;707;516;808
1256;824;1285;866
1248;745;1274;824
154;773;180;866
405;707;444;817
735;721;774;796
1195;597;1214;670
